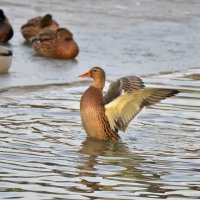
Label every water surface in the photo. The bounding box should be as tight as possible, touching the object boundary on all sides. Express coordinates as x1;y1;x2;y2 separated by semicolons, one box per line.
0;68;199;199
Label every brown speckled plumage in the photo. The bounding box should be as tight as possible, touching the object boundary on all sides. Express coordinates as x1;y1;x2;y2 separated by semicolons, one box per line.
31;28;79;59
21;14;59;41
81;85;119;141
79;67;179;141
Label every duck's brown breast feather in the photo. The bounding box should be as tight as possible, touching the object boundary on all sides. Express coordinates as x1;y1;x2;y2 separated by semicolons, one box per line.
80;86;119;141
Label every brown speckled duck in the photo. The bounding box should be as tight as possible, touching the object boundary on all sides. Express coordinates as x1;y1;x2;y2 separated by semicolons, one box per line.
0;9;13;43
21;14;59;41
79;67;179;141
31;27;79;59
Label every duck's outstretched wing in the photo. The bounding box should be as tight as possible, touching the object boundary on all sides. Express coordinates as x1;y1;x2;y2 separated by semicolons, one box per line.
105;88;179;132
104;76;145;104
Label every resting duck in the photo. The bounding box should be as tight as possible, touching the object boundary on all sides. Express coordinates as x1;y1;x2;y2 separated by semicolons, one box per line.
21;14;59;41
79;67;179;141
0;9;13;43
31;27;79;59
0;46;12;73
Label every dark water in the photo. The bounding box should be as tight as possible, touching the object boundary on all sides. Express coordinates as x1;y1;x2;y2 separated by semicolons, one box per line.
0;0;200;199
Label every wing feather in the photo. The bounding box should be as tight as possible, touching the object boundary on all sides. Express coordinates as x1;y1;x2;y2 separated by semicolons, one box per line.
31;30;54;43
104;76;145;104
105;88;179;132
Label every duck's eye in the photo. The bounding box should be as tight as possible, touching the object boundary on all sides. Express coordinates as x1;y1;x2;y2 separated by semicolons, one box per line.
93;69;97;72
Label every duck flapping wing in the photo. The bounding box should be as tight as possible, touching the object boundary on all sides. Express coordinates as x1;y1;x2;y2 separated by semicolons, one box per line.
105;88;179;132
104;76;145;104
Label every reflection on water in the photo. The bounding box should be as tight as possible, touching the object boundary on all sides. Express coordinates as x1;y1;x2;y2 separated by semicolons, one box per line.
0;67;199;199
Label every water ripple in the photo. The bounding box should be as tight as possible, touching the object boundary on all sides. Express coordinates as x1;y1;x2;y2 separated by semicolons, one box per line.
0;68;200;199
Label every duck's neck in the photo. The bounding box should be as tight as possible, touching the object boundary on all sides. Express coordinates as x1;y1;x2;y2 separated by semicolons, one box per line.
92;78;105;90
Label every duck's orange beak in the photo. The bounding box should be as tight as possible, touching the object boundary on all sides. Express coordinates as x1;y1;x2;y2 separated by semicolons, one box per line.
78;71;91;78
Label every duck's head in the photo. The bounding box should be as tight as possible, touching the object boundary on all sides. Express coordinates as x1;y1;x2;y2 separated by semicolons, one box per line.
40;14;53;27
79;67;105;79
56;28;73;41
79;67;106;89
